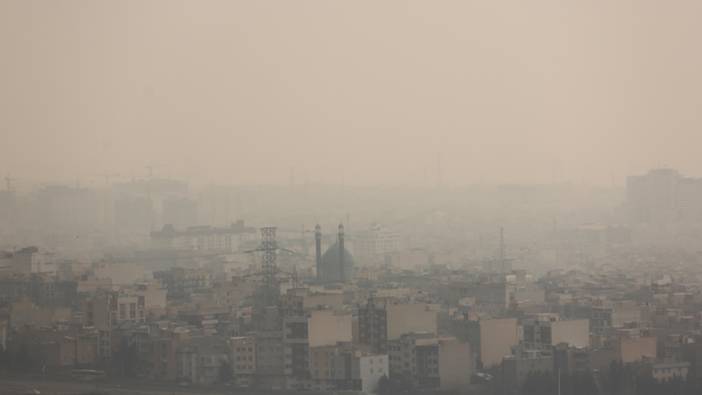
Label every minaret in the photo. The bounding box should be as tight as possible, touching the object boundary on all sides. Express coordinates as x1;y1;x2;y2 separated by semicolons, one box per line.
338;223;345;281
315;224;322;281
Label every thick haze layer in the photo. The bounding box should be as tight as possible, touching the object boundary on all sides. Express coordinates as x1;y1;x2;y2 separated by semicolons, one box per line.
1;0;701;186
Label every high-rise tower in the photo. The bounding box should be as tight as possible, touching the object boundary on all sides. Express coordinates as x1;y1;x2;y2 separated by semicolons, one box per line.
315;224;322;281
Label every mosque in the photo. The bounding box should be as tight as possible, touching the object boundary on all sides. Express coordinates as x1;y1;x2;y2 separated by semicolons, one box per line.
315;223;354;283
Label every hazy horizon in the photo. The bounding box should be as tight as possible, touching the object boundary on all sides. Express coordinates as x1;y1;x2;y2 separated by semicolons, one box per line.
3;0;702;187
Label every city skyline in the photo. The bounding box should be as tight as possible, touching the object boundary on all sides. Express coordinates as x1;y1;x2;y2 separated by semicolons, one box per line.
3;2;702;395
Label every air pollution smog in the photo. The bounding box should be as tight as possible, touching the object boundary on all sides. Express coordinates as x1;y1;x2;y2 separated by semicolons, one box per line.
1;1;702;395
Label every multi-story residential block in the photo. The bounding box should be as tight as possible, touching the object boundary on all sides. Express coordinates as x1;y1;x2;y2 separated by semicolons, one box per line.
147;326;189;381
353;224;401;264
0;247;56;276
308;309;352;348
115;293;146;325
283;315;310;389
554;343;592;376
255;330;285;389
503;346;554;390
388;332;439;388
521;315;590;349
438;337;473;391
619;335;657;363
150;220;256;253
479;318;519;368
359;298;437;353
652;361;690;382
388;333;472;391
230;336;256;387
153;267;212;300
309;342;388;394
176;336;228;385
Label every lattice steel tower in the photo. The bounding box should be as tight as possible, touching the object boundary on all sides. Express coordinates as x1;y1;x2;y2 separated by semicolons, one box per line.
260;226;279;306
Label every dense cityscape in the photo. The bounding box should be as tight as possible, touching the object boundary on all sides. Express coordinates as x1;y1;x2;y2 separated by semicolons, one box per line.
1;168;702;394
3;2;702;395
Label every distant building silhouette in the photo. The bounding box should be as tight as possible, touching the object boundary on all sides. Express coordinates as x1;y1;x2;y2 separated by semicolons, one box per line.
627;168;702;223
315;224;354;283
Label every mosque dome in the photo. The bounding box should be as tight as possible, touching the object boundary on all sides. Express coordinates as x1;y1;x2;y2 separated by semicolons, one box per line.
319;242;354;283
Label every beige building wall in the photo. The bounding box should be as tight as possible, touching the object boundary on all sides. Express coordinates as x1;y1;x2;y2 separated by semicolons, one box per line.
230;336;256;381
619;336;657;363
137;283;167;310
308;309;353;347
10;299;71;329
551;319;590;348
480;318;518;368
611;301;642;328
513;286;546;307
439;338;473;391
386;303;438;340
309;345;335;382
89;293;113;331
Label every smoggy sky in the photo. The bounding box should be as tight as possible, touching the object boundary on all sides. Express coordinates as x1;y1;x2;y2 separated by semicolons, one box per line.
1;0;701;187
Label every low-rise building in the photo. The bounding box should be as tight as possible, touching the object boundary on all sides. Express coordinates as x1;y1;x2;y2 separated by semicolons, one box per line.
503;347;554;390
309;343;388;394
522;315;589;349
388;333;472;391
652;361;689;382
176;336;228;385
